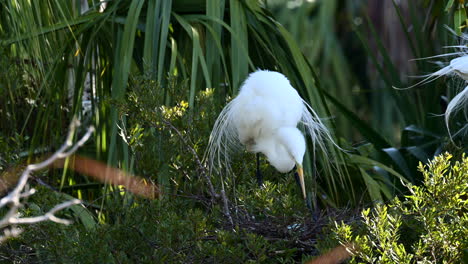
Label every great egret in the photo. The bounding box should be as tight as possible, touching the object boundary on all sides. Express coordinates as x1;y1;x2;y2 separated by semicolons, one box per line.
206;70;336;199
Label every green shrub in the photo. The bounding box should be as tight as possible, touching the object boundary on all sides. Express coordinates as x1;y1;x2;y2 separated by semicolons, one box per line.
1;184;306;263
334;153;468;263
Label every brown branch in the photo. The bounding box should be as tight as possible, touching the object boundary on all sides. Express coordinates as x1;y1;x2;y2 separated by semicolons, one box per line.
51;155;160;199
306;243;355;264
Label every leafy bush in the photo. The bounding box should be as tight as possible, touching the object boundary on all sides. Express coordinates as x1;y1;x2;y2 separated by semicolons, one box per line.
0;77;318;263
333;153;468;263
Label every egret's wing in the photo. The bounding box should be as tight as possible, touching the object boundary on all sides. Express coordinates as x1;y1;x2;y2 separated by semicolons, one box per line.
232;95;268;144
204;100;242;176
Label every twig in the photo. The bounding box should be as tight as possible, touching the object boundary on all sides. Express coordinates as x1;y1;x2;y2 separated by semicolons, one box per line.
220;182;233;227
161;119;219;200
7;199;81;225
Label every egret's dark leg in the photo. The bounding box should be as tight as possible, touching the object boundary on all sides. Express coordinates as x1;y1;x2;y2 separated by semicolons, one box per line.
256;153;263;186
293;169;301;191
311;199;320;222
309;167;321;221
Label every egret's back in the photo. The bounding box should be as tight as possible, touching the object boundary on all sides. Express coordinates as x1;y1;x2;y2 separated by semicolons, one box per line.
231;70;303;145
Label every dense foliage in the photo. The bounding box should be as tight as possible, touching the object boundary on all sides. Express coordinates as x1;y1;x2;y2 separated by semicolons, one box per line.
333;153;468;263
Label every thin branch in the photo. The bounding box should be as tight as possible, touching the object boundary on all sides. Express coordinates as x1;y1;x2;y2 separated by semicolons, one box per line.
8;199;81;225
161;119;219;200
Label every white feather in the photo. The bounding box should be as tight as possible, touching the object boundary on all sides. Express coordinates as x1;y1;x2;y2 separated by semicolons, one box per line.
445;85;468;131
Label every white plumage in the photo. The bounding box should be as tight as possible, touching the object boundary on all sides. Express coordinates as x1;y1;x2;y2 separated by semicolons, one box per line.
442;57;468;130
206;70;335;199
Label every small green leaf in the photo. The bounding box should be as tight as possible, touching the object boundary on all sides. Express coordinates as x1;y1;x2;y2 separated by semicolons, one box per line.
55;193;97;231
360;168;384;202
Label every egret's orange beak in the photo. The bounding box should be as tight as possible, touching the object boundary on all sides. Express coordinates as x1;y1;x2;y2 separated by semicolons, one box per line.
297;165;306;199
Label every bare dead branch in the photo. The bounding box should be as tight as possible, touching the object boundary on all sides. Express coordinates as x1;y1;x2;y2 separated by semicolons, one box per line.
7;199;81;225
0;119;94;243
